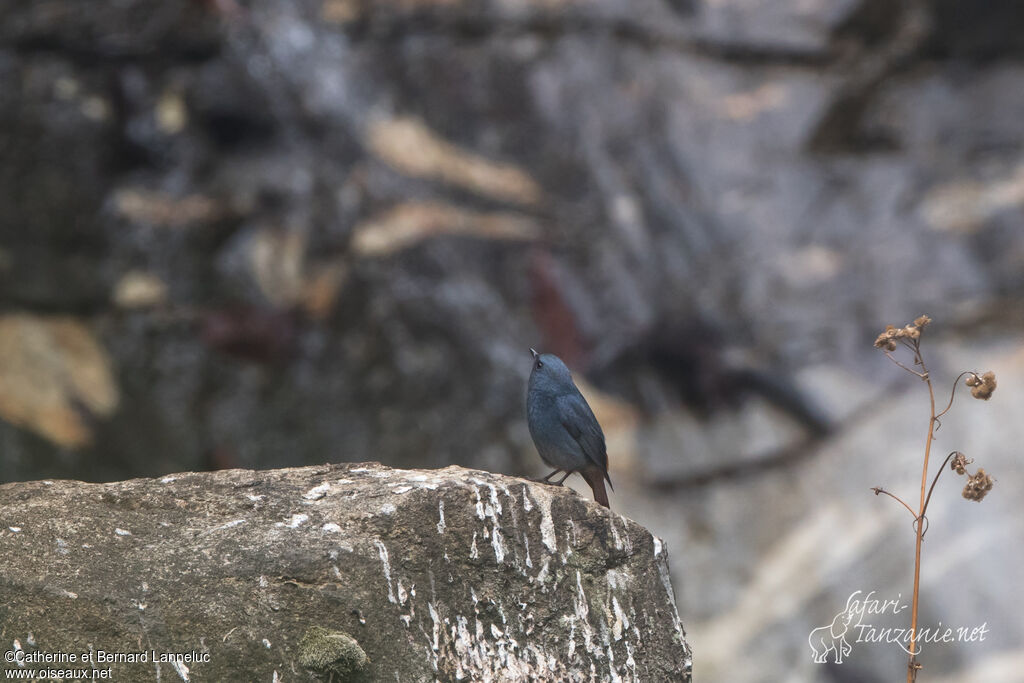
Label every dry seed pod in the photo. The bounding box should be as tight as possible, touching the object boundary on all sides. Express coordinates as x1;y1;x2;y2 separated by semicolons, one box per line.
969;371;997;400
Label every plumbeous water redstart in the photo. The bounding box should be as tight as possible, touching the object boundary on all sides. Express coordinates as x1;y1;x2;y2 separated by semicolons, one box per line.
526;349;613;508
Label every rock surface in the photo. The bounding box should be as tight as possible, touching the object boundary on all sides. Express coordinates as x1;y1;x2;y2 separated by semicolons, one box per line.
0;463;691;682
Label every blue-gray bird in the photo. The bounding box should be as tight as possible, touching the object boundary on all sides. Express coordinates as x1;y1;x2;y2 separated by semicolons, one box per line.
526;349;613;508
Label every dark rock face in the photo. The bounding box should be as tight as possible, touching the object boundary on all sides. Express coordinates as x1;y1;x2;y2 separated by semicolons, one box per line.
2;0;1024;486
0;463;691;681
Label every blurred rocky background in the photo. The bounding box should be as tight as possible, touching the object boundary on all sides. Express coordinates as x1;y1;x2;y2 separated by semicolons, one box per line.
1;0;1022;680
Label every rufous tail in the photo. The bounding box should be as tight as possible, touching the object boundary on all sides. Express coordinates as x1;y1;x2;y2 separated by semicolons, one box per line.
581;467;610;509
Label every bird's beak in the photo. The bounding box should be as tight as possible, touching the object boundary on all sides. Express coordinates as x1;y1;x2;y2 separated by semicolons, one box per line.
530;348;539;360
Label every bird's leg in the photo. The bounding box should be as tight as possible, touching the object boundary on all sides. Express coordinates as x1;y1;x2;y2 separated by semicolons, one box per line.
532;469;563;484
552;471;572;486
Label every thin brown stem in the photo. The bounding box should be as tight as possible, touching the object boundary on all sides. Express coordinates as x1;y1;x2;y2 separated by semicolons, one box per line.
885;350;928;379
921;451;960;523
900;338;918;355
871;487;918;519
907;345;935;683
935;371;974;420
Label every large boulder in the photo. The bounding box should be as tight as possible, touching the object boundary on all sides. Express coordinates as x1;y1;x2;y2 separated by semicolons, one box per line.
0;463;691;681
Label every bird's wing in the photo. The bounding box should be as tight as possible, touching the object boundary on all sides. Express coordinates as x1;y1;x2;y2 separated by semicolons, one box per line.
556;393;608;474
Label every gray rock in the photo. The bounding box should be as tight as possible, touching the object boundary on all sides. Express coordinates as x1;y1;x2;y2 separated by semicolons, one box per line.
0;463;691;682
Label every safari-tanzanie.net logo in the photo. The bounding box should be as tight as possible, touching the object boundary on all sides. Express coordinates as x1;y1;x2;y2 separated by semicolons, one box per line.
808;590;989;664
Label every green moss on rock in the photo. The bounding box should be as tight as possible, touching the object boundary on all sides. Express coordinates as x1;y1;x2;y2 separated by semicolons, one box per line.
298;626;369;681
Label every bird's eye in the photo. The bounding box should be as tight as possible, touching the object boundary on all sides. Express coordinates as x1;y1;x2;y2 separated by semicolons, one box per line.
535;360;543;370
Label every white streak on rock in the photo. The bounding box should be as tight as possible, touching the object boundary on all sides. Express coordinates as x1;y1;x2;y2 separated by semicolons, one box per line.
171;659;189;681
611;596;629;641
474;488;485;520
574;571;595;656
535;558;550;584
375;539;397;603
606;645;621;682
537;496;556;553
658;558;686;647
617;515;633;553
469;482;507;564
486;484;502;516
429;603;442;652
302;482;330;500
609;517;624;549
491;521;505;563
275;514;308;529
436;501;446;535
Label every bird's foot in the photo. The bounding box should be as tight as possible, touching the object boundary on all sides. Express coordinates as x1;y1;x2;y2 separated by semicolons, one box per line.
531;469;567;486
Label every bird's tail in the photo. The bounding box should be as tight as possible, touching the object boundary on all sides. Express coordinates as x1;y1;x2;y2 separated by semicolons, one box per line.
581;467;610;509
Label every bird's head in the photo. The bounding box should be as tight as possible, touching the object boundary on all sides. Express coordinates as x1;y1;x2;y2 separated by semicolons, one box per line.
528;348;574;390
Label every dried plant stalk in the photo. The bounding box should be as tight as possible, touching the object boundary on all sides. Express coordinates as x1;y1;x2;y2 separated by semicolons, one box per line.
871;316;995;681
